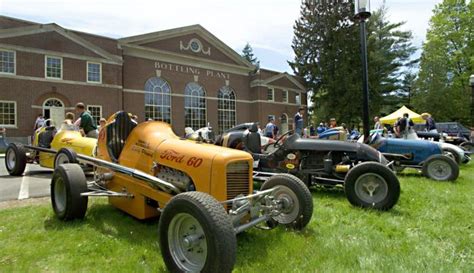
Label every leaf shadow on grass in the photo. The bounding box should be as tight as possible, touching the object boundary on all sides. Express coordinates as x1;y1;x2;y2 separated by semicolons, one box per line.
43;203;168;273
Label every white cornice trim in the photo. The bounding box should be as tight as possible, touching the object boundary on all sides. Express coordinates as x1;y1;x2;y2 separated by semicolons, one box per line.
0;73;122;89
119;24;254;69
0;43;122;65
123;88;306;106
121;44;252;76
0;24;122;63
252;72;306;91
250;80;305;93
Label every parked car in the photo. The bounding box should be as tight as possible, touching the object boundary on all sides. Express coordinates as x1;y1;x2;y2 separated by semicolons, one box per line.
5;120;96;175
49;112;313;272
365;133;461;181
216;123;401;211
415;122;471;140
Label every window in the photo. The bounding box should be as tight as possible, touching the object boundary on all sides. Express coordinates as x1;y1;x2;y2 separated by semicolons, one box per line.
296;93;301;105
87;62;102;83
218;86;236;133
267;88;274;101
0;101;16;127
87;105;102;125
0;50;15;74
45;56;62;79
282;90;288;103
144;77;171;123
184;82;206;129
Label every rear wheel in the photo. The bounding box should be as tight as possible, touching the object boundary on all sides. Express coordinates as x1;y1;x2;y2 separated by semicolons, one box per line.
5;143;27;176
54;148;78;168
344;162;400;211
51;164;89;220
422;155;459;181
260;173;313;230
159;192;236;273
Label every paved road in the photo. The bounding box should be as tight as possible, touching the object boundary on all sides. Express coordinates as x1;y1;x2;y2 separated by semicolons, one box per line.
0;155;52;202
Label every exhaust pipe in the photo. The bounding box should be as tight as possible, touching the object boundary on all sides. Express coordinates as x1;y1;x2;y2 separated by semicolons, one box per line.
76;154;181;194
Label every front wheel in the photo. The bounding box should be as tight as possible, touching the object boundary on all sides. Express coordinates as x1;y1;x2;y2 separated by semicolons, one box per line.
460;142;473;153
159;192;236;273
51;164;89;220
5;143;27;176
344;162;400;211
422;155;459;181
260;173;313;230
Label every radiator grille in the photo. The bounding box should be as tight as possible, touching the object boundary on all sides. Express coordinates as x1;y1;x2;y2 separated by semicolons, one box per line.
226;161;250;200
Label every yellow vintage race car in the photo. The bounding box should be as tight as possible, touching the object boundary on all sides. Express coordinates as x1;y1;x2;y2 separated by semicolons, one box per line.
50;111;313;272
5;120;96;175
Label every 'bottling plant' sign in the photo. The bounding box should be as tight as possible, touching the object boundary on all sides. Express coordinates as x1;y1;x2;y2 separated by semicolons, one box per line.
154;61;230;80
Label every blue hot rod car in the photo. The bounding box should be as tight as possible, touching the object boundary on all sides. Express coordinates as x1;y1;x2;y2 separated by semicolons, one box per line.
366;133;465;181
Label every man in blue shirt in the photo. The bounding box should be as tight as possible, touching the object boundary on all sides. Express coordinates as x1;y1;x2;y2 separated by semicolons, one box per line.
317;122;326;134
264;117;275;139
294;107;305;136
421;113;437;133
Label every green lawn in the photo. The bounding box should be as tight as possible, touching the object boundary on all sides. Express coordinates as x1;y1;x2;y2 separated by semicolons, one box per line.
1;164;473;272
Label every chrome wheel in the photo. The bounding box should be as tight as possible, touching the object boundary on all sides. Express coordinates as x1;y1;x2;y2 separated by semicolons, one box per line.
272;185;299;224
6;148;16;170
55;153;70;168
168;213;207;272
354;173;389;205
427;159;452;180
54;176;67;213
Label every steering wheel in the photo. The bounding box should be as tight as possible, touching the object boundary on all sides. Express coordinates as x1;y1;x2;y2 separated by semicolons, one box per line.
273;130;294;148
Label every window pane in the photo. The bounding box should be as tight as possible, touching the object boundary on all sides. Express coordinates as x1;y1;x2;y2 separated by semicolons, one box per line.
267;88;273;101
87;105;102;125
0;101;16;126
184;82;206;129
144;77;172;124
88;63;101;82
0;51;15;74
46;57;61;78
217;86;236;134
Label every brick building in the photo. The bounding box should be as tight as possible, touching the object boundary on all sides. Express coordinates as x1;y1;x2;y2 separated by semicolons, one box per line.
0;16;307;138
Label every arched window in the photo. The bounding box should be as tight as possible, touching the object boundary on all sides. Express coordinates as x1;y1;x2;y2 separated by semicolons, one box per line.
218;86;236;133
184;82;206;129
144;77;171;123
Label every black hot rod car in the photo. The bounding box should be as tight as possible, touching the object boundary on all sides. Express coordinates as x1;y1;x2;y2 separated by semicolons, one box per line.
214;123;401;211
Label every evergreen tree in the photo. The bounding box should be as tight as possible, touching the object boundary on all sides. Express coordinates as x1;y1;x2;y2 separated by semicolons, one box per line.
413;0;473;124
241;43;260;72
290;1;415;125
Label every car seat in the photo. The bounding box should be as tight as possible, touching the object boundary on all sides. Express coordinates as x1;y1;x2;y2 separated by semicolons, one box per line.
38;120;56;148
106;111;137;162
244;123;261;154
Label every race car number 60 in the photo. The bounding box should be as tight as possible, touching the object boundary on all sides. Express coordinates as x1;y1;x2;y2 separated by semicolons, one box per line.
187;157;203;168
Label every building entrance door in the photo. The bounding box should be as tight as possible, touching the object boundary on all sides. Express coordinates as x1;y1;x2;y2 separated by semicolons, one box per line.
281;113;289;134
43;98;65;127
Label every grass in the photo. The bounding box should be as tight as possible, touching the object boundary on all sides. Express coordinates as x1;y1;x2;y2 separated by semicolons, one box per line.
0;164;473;272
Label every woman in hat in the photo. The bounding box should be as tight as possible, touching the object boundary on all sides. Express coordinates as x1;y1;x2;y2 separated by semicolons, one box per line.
421;113;437;133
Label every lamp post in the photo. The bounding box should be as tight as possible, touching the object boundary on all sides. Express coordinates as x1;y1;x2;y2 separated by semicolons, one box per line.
470;74;474;128
354;0;371;142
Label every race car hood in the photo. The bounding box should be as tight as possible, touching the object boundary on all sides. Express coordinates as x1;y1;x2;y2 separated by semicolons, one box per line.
284;135;384;163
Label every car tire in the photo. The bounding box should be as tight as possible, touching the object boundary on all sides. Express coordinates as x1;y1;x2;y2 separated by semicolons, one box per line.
54;148;78;169
260;173;313;230
422;154;459;181
159;192;236;273
442;148;461;164
344;162;400;211
51;164;89;220
5;143;27;176
460;142;473;153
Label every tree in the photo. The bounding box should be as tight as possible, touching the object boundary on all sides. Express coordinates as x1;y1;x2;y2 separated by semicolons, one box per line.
290;1;415;126
413;0;473;125
241;43;260;72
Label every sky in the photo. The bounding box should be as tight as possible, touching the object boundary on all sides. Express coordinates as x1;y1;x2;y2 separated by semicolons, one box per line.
0;0;442;73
